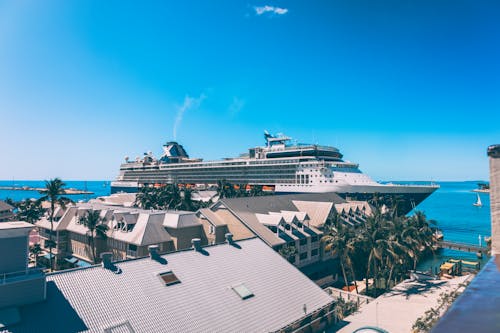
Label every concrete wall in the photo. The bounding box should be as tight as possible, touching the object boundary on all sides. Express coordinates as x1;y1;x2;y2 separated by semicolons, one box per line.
488;145;500;255
0;236;28;274
0;274;46;308
165;225;206;250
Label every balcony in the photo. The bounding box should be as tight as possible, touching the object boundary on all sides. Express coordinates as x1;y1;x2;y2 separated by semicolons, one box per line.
0;268;46;309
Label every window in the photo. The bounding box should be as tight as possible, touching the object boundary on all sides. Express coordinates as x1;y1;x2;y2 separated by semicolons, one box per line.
312;249;319;256
300;253;308;260
128;244;137;251
232;283;254;300
300;239;307;246
311;236;318;242
158;271;181;286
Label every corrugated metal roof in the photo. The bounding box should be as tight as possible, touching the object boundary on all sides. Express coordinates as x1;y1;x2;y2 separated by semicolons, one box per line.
0;200;14;211
218;193;344;247
10;237;333;333
292;200;334;228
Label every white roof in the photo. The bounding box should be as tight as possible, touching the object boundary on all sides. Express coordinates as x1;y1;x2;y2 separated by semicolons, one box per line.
163;212;200;228
255;213;284;226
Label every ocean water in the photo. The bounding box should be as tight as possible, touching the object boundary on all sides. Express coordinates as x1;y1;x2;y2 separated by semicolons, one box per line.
0;180;110;203
409;181;492;270
0;180;491;268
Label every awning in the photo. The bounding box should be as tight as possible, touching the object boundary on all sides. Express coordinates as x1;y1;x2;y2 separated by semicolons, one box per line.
76;260;92;267
64;257;79;264
43;253;55;260
440;263;455;270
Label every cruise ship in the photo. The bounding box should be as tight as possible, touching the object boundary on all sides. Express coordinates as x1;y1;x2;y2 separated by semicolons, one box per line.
111;132;438;214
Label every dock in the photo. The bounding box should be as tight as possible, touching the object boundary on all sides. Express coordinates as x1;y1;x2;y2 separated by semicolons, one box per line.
0;186;93;195
437;240;489;255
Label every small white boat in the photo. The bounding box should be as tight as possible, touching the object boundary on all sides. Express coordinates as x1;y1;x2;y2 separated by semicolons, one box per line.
473;193;482;207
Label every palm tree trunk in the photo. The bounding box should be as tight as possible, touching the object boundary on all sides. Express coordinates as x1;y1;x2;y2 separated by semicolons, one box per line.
340;259;349;291
350;265;359;294
88;234;95;263
49;202;54;272
365;251;373;295
387;265;395;291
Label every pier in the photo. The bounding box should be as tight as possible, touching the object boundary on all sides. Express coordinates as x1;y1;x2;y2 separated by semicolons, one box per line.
437;240;489;255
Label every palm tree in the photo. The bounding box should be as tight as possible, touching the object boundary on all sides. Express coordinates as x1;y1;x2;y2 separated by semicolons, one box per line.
81;210;109;263
216;179;235;199
38;178;72;271
30;243;42;267
180;188;195;211
322;222;359;291
16;199;44;224
278;244;297;263
135;187;156;209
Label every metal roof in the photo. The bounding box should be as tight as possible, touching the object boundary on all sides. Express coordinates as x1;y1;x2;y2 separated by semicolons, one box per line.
8;237;333;333
0;200;14;211
217;193;345;247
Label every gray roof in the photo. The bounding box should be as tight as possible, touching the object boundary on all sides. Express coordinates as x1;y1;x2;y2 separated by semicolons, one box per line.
36;204;199;246
218;193;345;246
0;200;14;212
9;237;333;333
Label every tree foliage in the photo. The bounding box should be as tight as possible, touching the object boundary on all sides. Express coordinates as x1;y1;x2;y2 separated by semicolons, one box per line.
16;199;44;224
81;210;109;263
38;178;73;271
323;208;438;297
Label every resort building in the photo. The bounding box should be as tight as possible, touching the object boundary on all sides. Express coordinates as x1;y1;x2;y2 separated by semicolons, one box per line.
1;223;338;333
35;203;207;268
0;200;15;222
197;193;372;272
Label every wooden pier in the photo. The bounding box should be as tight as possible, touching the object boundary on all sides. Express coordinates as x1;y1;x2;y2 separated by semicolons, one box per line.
438;240;489;254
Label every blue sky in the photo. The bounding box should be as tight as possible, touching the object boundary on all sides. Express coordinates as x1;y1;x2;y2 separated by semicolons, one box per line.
0;0;498;181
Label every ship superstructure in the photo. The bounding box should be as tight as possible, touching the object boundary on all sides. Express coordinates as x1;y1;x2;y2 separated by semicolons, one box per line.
112;132;438;214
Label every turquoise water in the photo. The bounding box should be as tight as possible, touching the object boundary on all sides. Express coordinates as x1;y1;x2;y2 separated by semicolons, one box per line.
0;180;110;203
410;181;491;270
0;180;491;268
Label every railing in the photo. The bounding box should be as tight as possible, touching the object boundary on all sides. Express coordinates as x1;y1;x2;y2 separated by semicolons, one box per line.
1;268;44;285
438;240;489;254
325;286;374;307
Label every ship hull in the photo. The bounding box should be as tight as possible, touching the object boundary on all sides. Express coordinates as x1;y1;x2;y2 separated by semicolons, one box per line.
274;183;437;215
111;180;436;215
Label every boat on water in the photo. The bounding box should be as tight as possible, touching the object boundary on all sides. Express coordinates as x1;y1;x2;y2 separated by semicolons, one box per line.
473;193;483;207
111;132;438;214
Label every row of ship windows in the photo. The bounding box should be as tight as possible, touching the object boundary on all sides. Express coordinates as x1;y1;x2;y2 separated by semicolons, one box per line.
128;167;298;174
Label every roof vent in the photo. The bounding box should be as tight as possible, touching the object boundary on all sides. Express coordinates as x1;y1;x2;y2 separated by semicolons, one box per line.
101;252;113;268
100;252;122;274
158;271;181;286
232;283;254;300
192;238;201;251
148;245;159;259
225;233;234;244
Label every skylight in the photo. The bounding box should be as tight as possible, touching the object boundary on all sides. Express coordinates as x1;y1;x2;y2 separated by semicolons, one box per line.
158;271;180;286
232;283;254;300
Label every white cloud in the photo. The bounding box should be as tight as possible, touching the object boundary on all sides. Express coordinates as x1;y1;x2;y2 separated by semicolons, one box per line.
228;97;245;116
173;94;206;139
254;5;288;16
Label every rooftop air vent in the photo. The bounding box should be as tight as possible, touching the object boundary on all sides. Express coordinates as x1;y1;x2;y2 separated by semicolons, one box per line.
192;238;201;251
